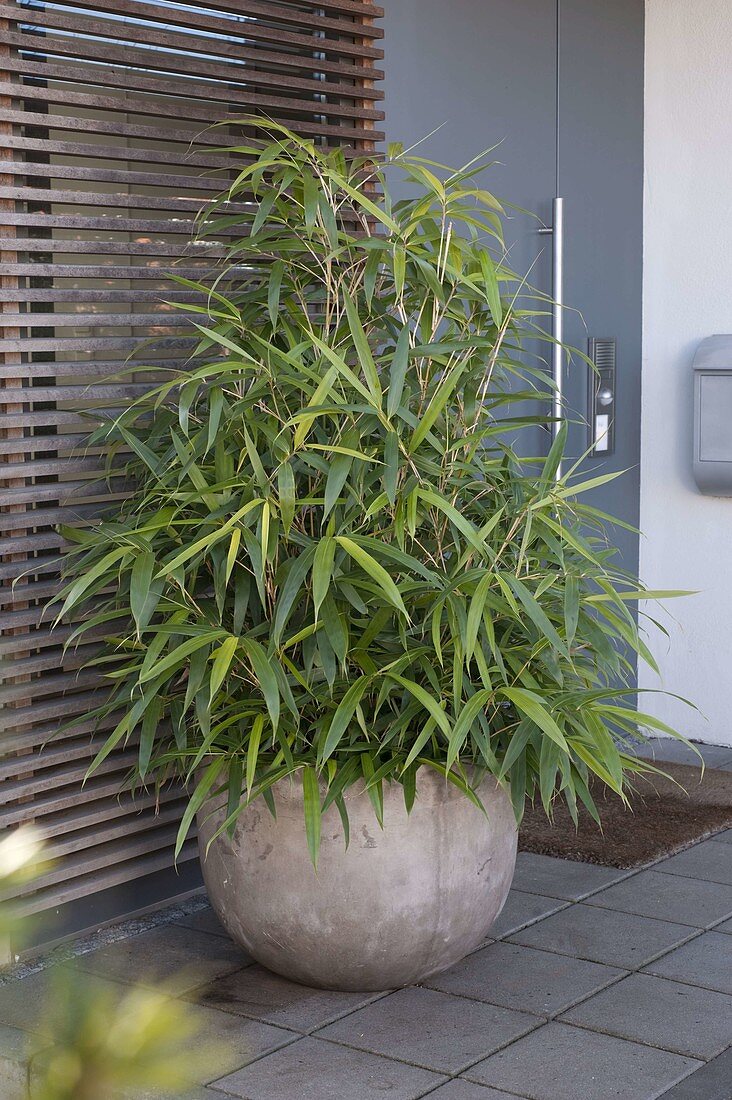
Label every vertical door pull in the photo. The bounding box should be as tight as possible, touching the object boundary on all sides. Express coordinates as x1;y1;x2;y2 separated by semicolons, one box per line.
538;199;565;477
552;196;564;451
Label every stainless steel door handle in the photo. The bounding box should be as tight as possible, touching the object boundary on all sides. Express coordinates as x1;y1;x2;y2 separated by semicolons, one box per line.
538;197;565;477
551;196;564;447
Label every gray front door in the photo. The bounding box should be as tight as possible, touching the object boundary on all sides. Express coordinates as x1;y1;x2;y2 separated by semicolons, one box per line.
384;0;644;575
558;0;645;573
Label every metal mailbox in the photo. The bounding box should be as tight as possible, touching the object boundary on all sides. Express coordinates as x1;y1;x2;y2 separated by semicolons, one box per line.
693;335;732;496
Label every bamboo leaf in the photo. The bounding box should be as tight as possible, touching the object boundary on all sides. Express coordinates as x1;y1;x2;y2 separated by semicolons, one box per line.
176;758;225;860
267;258;285;327
138;696;162;778
130;551;155;635
246;714;264;797
409;360;467;452
318;677;369;765
479;248;503;326
388;673;452;739
241;637;281;732
312;536;336;619
278;460;296;536
140;631;222;685
273;546;316;646
564;574;580;646
209;635;239;701
343;291;382;403
335;536;408;618
157;499;263;576
324;450;353;519
225;528;241;587
302;766;322;868
500;686;569;751
387;325;410;419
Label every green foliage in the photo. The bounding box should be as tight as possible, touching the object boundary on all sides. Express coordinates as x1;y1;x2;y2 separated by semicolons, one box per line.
0;827;43;944
30;969;213;1100
57;121;687;860
0;831;218;1099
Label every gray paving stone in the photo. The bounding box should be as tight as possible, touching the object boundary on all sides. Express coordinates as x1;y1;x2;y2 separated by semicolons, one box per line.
424;941;623;1017
1;1062;29;1100
464;1021;701;1100
508;903;692;969
488;890;567;939
0;968;130;1035
0;970;55;1034
659;1047;732;1099
75;924;250;995
561;972;732;1059
190;1005;296;1081
428;1083;523;1100
710;829;732;845
655;838;732;886
174;906;230;939
511;853;625;900
0;1022;33;1061
211;1035;447;1099
316;986;539;1074
0;1024;36;1100
175;1092;231;1100
124;1090;238;1100
643;931;732;994
716;916;732;934
586;869;732;927
191;964;384;1032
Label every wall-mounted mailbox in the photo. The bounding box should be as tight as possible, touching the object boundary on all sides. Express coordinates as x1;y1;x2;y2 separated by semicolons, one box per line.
693;335;732;496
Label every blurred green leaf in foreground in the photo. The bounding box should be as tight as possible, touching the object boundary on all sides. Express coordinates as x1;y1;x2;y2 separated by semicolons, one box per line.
0;828;224;1100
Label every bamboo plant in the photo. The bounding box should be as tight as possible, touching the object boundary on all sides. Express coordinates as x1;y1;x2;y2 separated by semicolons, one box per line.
56;122;686;863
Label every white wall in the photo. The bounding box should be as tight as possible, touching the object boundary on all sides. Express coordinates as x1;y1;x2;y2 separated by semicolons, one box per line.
641;0;732;745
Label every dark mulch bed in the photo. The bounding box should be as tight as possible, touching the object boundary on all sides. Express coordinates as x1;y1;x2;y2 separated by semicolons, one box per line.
519;761;732;868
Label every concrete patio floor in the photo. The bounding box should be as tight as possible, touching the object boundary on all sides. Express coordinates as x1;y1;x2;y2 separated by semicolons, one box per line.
1;739;731;1100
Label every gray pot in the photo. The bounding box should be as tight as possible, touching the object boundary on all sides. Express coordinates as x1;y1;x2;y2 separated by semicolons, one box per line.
197;767;517;991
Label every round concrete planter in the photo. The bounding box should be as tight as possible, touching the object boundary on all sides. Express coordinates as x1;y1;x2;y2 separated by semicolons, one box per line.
197;767;517;991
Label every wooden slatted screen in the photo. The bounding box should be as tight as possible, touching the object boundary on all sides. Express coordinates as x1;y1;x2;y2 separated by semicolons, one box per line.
0;0;383;943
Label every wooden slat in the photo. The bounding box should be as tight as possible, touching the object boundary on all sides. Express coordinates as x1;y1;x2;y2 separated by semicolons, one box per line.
0;2;384;63
192;0;384;16
4;824;187;902
0;239;226;257
0;751;138;807
66;0;383;42
37;790;184;848
0;31;385;100
0;726;122;783
2;709;123;756
16;841;199;918
0;289;207;302
0;184;245;215
0;82;383;134
0;159;231;190
0;264;235;279
0;0;383;934
0;311;197;327
0;359;185;378
1;770;134;827
0;622;107;662
0;135;239;172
